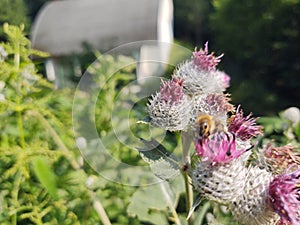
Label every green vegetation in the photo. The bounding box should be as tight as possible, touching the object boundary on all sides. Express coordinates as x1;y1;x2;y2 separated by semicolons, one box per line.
0;0;30;41
0;24;141;225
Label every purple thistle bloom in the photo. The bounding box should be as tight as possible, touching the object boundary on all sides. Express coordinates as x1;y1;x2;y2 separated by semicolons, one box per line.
268;167;300;225
193;42;223;72
147;78;191;131
195;132;248;166
228;105;263;141
159;78;184;104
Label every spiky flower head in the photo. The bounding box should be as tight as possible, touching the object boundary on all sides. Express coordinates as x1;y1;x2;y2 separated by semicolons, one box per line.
229;166;279;225
191;158;247;204
205;93;235;113
190;93;234;126
193;42;223;72
173;61;226;95
262;143;300;175
228;105;263;141
147;78;192;131
194;132;248;166
159;78;184;103
173;43;227;95
268;167;300;225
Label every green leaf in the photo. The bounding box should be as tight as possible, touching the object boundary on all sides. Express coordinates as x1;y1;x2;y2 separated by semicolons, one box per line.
127;183;169;225
128;176;185;224
32;156;58;199
138;138;180;181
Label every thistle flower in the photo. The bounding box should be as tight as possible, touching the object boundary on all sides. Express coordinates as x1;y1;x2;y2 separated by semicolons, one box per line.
173;61;226;95
262;143;300;174
191;158;247;204
193;42;223;72
159;78;184;103
268;167;300;225
147;78;192;131
229;166;279;225
173;42;226;95
190;93;234;125
228;105;263;141
194;132;248;166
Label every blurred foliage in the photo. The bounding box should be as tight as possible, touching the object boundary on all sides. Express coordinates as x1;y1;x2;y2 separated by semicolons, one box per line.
173;0;213;46
0;23;92;225
258;108;300;147
173;0;299;115
24;0;48;22
0;0;30;41
209;0;300;115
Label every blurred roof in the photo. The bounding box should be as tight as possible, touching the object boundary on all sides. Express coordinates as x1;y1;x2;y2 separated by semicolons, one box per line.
31;0;173;56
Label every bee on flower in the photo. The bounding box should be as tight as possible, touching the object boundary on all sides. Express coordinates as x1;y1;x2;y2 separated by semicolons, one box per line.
194;114;225;140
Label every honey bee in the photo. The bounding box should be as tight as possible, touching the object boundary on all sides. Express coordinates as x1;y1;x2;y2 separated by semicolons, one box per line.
195;114;225;139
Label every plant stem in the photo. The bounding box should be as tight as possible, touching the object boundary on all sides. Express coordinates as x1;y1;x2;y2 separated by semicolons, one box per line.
181;130;192;166
183;171;194;225
195;201;210;225
181;131;194;225
14;39;20;70
14;38;25;149
89;190;112;225
17;110;25;149
11;171;22;225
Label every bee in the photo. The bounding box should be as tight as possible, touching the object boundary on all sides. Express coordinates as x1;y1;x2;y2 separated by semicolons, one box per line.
195;114;225;139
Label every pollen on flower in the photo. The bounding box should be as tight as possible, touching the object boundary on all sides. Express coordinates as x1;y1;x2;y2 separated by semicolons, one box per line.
194;131;247;165
268;167;300;225
193;42;223;72
159;78;184;104
228;105;263;141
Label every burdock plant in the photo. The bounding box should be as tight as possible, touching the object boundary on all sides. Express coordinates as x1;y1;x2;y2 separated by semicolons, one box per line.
142;42;300;225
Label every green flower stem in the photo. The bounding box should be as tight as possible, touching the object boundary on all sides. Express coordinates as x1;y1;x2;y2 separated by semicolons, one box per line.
183;171;194;225
181;130;193;166
181;131;194;225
